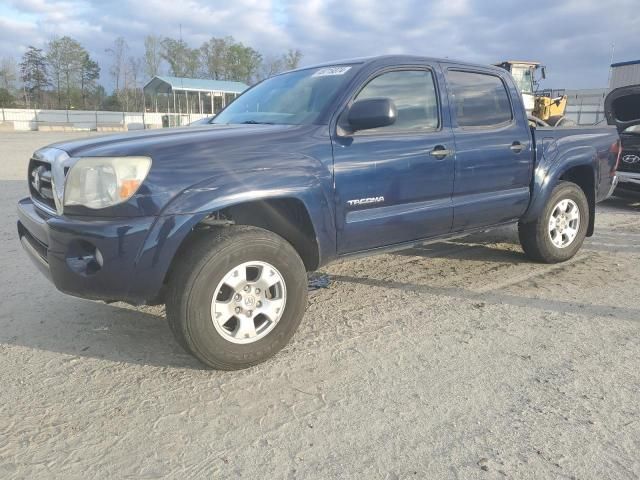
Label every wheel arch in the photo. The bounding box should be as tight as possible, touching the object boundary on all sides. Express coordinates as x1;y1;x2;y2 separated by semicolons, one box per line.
208;197;321;271
558;165;596;236
522;144;597;237
150;196;323;304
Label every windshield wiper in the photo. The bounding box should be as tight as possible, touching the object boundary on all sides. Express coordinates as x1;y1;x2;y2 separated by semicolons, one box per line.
239;120;275;125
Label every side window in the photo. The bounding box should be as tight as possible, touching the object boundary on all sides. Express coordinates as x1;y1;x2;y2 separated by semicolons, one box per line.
447;70;513;127
354;70;439;132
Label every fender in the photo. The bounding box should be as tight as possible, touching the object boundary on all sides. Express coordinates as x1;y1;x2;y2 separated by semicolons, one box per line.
128;153;336;302
521;135;597;224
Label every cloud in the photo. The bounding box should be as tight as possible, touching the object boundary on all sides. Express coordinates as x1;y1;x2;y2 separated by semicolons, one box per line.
0;0;639;89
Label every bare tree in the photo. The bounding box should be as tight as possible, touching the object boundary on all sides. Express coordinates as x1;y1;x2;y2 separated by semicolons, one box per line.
283;49;303;70
143;35;163;80
260;54;284;80
0;57;18;92
127;56;143;110
258;49;303;81
46;37;63;107
106;37;128;92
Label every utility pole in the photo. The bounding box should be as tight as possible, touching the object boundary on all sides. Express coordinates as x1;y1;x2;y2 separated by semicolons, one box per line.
606;42;615;89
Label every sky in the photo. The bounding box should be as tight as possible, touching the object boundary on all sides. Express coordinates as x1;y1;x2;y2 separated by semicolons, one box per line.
1;0;639;90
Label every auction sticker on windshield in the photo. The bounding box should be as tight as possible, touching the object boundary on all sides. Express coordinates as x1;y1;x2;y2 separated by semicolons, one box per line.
312;66;352;77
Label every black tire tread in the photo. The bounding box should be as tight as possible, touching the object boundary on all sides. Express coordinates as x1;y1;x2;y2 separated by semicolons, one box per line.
518;181;589;264
166;225;307;370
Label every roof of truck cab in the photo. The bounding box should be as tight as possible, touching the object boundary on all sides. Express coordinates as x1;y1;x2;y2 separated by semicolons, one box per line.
287;55;505;74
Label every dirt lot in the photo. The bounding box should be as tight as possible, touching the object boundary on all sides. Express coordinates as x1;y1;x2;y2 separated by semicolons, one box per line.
1;131;639;479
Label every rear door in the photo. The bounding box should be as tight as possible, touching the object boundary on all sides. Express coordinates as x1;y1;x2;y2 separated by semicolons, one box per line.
444;67;533;231
332;66;455;254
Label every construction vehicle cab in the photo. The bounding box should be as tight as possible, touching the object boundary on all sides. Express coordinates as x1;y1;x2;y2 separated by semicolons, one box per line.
495;60;569;126
495;60;540;114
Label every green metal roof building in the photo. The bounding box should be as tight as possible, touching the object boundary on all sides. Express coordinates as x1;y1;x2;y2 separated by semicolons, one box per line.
143;76;250;116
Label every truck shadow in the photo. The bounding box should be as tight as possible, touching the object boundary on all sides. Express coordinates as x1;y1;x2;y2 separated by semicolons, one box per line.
393;202;639;261
395;241;524;263
0;180;206;370
393;225;523;263
329;273;640;323
1;297;207;370
602;194;640;211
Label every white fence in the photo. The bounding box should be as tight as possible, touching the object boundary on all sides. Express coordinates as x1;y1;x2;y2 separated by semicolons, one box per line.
0;99;611;131
0;108;210;131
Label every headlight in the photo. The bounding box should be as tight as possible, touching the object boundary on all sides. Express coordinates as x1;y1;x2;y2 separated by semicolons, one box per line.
64;157;152;209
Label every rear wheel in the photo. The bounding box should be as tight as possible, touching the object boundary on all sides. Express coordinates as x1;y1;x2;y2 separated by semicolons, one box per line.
166;226;308;370
518;181;589;263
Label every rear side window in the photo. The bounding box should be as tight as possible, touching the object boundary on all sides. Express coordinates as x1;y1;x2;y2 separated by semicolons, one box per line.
447;70;513;127
354;69;439;132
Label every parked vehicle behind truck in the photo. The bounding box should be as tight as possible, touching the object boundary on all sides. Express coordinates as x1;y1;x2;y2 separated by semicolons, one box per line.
18;55;624;370
606;84;640;195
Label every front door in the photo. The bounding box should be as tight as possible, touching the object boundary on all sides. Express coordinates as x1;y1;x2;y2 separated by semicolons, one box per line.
333;67;455;254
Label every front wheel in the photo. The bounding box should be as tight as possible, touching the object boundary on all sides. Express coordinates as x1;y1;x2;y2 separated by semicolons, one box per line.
166;226;308;370
518;181;589;263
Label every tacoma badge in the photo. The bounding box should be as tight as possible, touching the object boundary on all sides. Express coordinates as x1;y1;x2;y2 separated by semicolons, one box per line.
347;196;385;206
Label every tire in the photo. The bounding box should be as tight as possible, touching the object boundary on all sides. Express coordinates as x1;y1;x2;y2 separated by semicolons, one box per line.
518;181;589;263
546;115;563;127
546;115;575;127
166;225;308;370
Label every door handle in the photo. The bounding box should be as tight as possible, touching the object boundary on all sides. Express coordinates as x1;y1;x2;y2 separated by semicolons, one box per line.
430;145;453;159
510;141;525;153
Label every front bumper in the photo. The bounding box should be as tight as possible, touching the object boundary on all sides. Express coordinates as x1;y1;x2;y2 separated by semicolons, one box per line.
17;197;157;303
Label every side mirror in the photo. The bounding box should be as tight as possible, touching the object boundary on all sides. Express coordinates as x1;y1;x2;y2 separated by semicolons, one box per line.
347;97;397;131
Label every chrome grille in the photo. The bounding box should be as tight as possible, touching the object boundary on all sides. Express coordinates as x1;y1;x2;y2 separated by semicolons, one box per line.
620;133;640;173
28;159;56;211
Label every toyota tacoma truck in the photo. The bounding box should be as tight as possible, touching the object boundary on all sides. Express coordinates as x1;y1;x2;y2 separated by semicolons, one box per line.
18;55;625;370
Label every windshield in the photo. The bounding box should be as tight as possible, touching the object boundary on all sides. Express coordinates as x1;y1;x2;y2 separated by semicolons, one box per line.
511;66;534;94
213;65;358;125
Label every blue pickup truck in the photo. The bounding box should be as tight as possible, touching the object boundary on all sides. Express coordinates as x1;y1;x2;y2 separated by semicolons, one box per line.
18;55;625;369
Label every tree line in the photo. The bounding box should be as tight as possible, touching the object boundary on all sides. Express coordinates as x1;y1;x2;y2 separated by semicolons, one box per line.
0;35;302;111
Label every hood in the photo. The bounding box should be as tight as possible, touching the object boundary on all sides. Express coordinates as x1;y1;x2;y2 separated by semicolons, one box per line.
35;122;331;217
49;123;303;158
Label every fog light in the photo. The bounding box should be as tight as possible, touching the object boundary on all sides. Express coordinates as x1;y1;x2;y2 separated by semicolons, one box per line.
66;240;103;276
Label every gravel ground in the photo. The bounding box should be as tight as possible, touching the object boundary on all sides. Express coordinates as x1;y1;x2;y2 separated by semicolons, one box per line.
1;131;639;479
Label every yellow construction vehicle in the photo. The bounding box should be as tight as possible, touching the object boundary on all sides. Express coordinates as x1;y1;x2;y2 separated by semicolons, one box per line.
495;61;570;126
